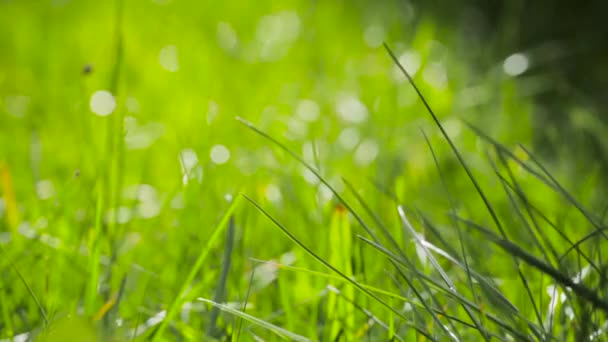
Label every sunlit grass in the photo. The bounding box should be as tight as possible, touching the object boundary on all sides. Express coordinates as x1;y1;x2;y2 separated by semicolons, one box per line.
0;0;606;341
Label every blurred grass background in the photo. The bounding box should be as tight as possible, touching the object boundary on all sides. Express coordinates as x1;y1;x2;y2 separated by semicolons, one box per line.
1;0;607;341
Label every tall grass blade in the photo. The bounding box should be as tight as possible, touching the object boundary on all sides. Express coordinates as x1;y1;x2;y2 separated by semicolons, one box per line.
397;206;488;340
208;215;236;338
150;194;242;341
453;215;608;314
0;244;48;325
240;193;435;340
198;298;313;342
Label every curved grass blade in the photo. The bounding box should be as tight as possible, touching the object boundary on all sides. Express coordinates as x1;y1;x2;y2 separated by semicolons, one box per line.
208;215;236;338
150;194;243;341
198;298;313;342
341;178;467;340
358;235;538;342
249;258;427;309
453;215;608;314
235;116;382;244
240;193;435;340
384;42;552;337
398;205;488;340
235;117;443;339
0;244;48;325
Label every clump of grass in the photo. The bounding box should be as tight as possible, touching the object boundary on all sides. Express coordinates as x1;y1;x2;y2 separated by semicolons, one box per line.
205;43;608;341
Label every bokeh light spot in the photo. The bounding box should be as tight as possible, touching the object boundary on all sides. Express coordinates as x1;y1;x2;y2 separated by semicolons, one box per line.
159;45;180;72
363;25;385;48
90;90;116;116
295;99;320;122
217;22;239;52
210;145;230;165
503;53;529;76
336;93;368;124
354;139;379;166
338;127;360;150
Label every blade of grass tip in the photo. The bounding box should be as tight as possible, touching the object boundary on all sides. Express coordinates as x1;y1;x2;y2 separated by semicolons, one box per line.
358;235;537;342
518;144;605;232
465;121;604;233
235;257;256;342
0;244;48;325
235;116;381;243
240;193;436;341
198;298;313;342
397;206;488;341
208;215;236;339
463;122;554;185
150;194;242;341
384;43;512;252
453;215;608;314
385;43;552;339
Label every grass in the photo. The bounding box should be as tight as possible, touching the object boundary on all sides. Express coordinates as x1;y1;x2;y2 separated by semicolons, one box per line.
1;0;607;341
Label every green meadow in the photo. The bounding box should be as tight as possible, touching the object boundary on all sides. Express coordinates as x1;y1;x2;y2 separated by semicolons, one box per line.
1;1;606;341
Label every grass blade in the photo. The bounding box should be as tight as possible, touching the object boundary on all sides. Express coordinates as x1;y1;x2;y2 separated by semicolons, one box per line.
240;193;435;340
150;194;242;341
198;297;313;342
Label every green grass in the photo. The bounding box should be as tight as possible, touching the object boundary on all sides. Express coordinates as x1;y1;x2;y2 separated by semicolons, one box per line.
1;0;607;341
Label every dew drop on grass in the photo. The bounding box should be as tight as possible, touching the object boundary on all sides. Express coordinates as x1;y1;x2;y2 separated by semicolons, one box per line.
210;144;230;165
90;90;116;116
